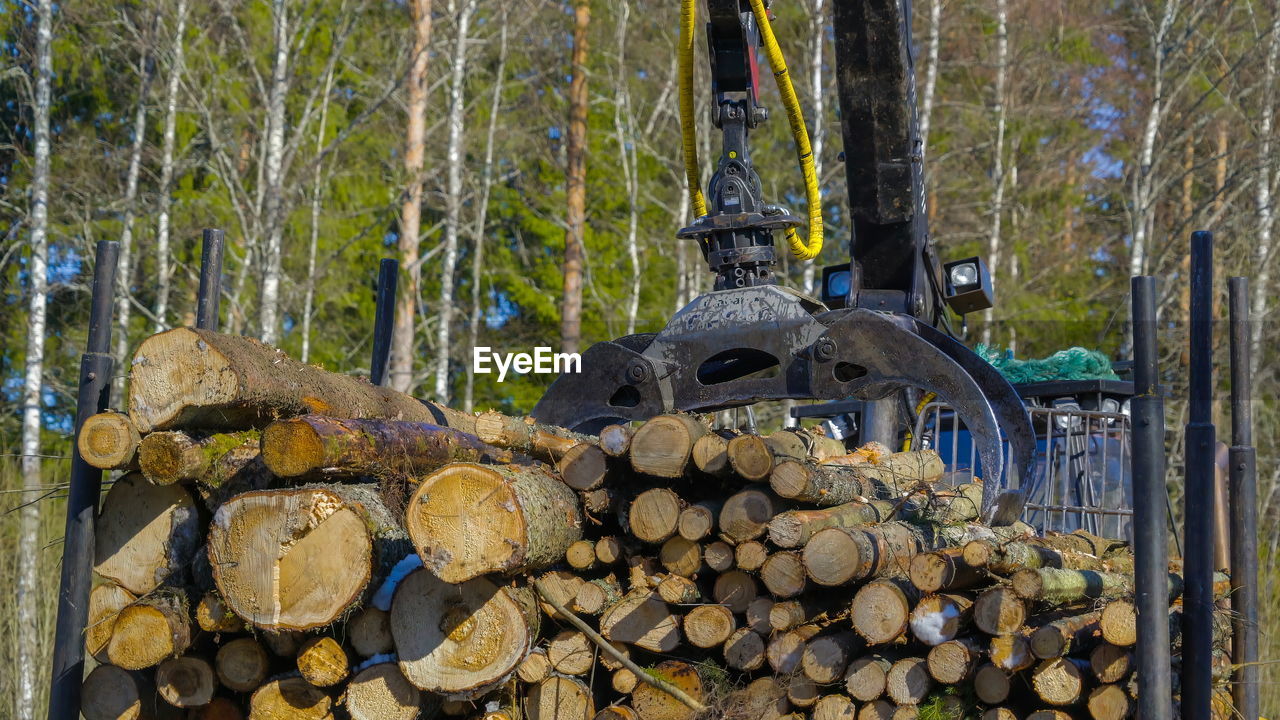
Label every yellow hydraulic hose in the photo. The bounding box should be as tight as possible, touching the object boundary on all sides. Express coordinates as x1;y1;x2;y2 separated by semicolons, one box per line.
747;0;823;260
679;0;708;218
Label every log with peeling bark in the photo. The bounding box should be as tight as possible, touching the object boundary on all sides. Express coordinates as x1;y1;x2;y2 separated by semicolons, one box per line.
405;462;581;583
768;499;894;548
262;414;516;478
138;429;260;486
629;414;707;478
107;588;192;670
129;327;471;433
474;410;593;461
94;472;201;595
1030;610;1102;659
79;411;142;470
770;460;881;505
249;676;333;720
851;578;919;645
908;593;973;646
345;662;421;720
391;569;538;698
964;538;1106;575
208;484;402;630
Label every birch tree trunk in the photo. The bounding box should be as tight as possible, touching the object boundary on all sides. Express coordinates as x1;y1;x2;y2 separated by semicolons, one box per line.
1127;0;1178;280
612;0;641;335
561;0;590;355
434;0;476;404
113;42;155;405
17;3;54;716
153;0;188;332
301;60;338;363
919;0;941;161
391;0;433;393
464;12;509;413
801;0;826;296
258;0;291;344
981;0;1008;347
1251;11;1280;364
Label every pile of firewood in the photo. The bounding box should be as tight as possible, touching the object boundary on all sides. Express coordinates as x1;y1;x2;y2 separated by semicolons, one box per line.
78;327;1228;720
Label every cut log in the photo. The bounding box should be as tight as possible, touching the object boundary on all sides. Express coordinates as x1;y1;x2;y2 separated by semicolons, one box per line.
209;484;399;630
262;415;514;479
908;593;973;646
655;574;702;605
1099;600;1136;647
989;633;1035;672
576;575;625;614
1087;684;1132;720
138;429;259;487
296;636;349;687
566;539;598;570
191;698;244;720
632;660;705;720
981;710;1019;720
80;664;149;720
349;607;394;657
629;488;685;543
1012;568;1131;605
596;707;640;720
345;662;421;720
260;631;305;657
812;695;857;720
248;676;333;720
1031;658;1088;706
406;462;582;583
129;327;467;432
760;551;807;598
788;677;821;708
724;627;767;670
107;588;192;670
851;578;918;645
802;522;925;586
691;433;732;477
1090;643;1131;683
626;557;661;592
195;591;245;633
1026;712;1072;720
582;487;621;516
770;461;881;505
683;603;737;648
803;631;859;684
215;638;269;693
704;541;735;572
770;596;839;632
548;630;595;675
599;423;634;457
613;667;640;694
886;657;934;706
560;442;611;491
659;536;703;577
155;655;215;708
529;676;595;720
725;677;790;720
94;472;200;595
845;655;892;702
964;539;1106;575
629;414;707;478
87;582;137;662
910;482;985;524
599;590;681;652
745;596;774;634
767;500;893;549
595;536;626;565
516;649;551;683
857;700;896;720
767;624;821;674
79;411;141;470
926;638;982;684
391;569;537;698
596;640;631;671
727;434;781;481
677;500;722;541
1031;611;1102;659
973;664;1011;705
712;570;759;613
719;486;781;542
734;540;769;571
474;410;592;461
973;586;1027;635
851;451;945;493
909;547;983;593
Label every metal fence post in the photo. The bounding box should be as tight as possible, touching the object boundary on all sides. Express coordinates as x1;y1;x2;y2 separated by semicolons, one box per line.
371;258;399;387
1228;276;1259;720
196;228;226;331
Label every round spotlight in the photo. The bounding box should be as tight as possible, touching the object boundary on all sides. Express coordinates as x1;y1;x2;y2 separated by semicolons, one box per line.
827;270;852;298
949;262;979;288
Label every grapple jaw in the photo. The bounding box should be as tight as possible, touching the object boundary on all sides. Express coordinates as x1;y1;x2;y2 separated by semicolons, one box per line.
531;287;1034;523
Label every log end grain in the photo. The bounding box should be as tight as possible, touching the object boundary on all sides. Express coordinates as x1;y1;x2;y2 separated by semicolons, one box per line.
345;662;422;720
851;581;912;645
215;638;269;693
80;664;143;720
719;488;778;543
630;415;706;478
683;603;736;648
86;582;136;662
249;677;333;720
297;635;350;687
528;676;594;720
94;473;200;596
155;656;215;708
632;660;705;720
79;411;141;470
973;587;1027;636
727;434;774;481
885;657;934;706
1100;599;1137;647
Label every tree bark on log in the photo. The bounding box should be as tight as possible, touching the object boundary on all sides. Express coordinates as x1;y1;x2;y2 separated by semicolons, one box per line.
215;638;269;693
107;588;192;670
95;472;201;595
391;569;538;698
474;410;592;461
964;539;1106;575
1031;610;1102;659
138;430;260;486
1012;568;1132;605
908;593;973;646
851;578;919;644
209;484;403;630
768;500;895;548
629;414;707;478
345;662;421;720
248;676;333;720
87;582;137;662
803;522;925;586
771;596;842;632
129;327;468;433
262;415;515;478
770;460;882;505
406;462;582;583
600;590;681;652
155;655;215;708
79;411;141;470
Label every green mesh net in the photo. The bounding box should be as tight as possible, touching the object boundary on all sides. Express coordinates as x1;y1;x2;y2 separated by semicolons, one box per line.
976;345;1119;384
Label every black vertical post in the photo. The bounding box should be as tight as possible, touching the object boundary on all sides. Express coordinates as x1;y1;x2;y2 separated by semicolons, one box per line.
1182;230;1216;720
47;241;120;720
1131;275;1173;720
370;258;399;387
1228;276;1259;720
196;228;226;331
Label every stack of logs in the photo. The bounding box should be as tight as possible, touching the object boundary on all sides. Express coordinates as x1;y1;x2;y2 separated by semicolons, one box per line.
77;327;1228;720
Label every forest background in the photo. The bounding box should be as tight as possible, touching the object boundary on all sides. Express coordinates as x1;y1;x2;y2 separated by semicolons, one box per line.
2;0;1279;717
